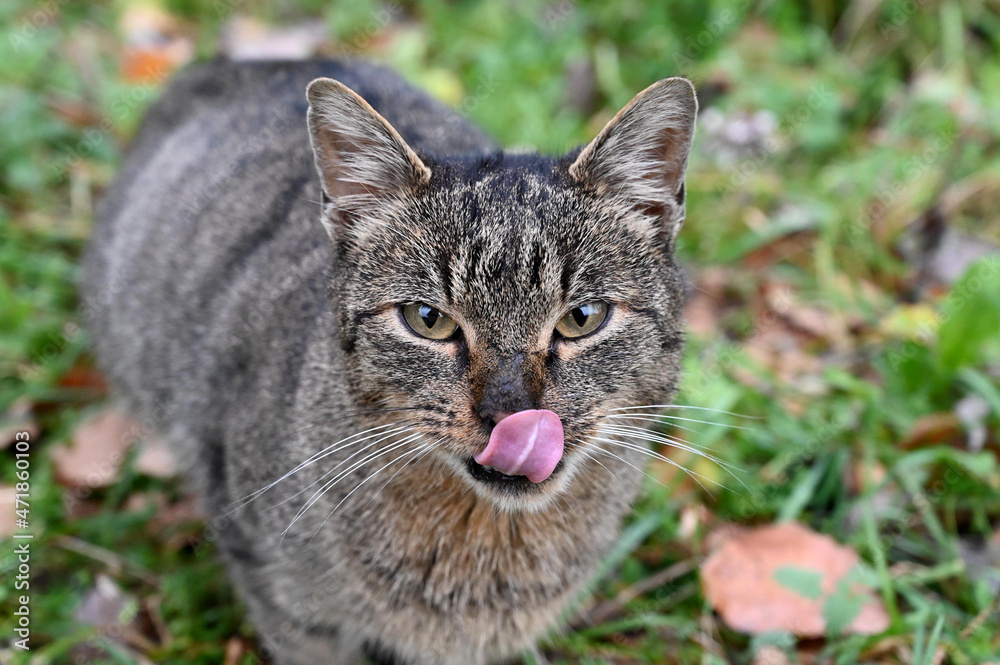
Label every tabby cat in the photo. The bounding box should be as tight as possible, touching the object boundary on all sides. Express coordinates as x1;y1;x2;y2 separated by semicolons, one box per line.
82;58;697;665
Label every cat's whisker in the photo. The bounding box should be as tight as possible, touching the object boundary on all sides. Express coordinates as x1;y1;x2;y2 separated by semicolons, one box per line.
586;435;722;493
229;421;414;513
567;440;624;491
582;441;672;492
598;425;748;491
609;404;760;419
604;413;755;431
601;415;716;447
284;430;423;527
257;424;418;514
306;437;432;545
598;424;740;470
282;432;424;538
363;438;443;511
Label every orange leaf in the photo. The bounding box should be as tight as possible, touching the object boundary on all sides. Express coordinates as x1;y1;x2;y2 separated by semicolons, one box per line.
702;522;889;637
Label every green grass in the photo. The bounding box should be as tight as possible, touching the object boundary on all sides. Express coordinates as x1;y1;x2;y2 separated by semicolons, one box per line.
2;0;1000;663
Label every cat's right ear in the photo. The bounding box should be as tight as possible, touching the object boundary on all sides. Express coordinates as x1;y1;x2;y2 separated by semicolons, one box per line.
569;77;697;243
306;78;431;240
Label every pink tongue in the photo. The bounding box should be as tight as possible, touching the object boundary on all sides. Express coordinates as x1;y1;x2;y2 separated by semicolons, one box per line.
474;410;564;483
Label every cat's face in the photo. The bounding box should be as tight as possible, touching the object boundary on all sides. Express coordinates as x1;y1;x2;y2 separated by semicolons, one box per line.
307;78;696;510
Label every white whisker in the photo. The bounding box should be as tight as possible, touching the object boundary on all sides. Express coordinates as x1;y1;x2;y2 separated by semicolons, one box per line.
229;421;414;512
364;438;442;509
586;434;721;493
584;442;671;491
259;425;418;514
306;437;431;545
568;440;624;491
605;413;755;431
609;404;760;419
598;425;748;491
282;432;423;538
598;424;737;469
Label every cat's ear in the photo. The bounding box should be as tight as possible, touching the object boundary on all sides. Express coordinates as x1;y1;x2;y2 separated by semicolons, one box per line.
569;77;697;241
306;78;431;238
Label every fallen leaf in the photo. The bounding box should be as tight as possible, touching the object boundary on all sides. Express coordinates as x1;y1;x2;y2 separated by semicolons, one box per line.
57;362;108;394
134;436;178;478
0;487;17;538
121;43;191;84
52;409;141;488
683;267;736;337
72;574;159;658
224;637;251;665
221;15;329;61
46;96;102;128
119;4;193;83
743;325;824;382
898;412;963;450
702;522;890;637
753;645;791;665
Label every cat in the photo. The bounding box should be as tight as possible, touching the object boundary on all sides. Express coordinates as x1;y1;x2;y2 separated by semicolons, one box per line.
82;57;696;665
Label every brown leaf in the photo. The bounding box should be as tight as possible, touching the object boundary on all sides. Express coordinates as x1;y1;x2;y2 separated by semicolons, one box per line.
225;637;251;665
898;412;962;450
0;486;17;538
701;522;890;637
220;15;329;61
753;646;791;665
118;5;193;84
683;267;735;338
134;436;178;478
57;363;108;394
46;96;102;128
121;45;190;84
52;409;141;488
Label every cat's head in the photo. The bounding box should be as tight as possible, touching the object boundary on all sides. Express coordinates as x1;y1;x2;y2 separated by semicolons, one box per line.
306;77;696;511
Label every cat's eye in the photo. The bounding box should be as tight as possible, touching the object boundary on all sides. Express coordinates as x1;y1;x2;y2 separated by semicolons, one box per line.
555;301;609;339
402;303;459;340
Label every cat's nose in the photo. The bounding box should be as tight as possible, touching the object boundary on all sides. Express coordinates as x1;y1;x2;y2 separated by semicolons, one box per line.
472;349;545;433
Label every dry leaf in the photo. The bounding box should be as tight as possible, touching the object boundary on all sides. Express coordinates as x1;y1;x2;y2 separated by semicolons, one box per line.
0;486;17;538
702;522;890;637
224;637;252;665
221;15;328;61
52;409;141;488
134;436;178;478
753;645;791;665
119;4;193;83
684;267;734;337
898;412;962;450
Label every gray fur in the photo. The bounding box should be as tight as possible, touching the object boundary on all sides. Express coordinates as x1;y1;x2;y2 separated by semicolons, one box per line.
82;58;696;665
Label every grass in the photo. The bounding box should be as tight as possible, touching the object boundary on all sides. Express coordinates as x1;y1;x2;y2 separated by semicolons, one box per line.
2;0;999;663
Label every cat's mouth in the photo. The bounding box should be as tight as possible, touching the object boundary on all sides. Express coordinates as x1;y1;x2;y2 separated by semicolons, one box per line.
466;457;566;491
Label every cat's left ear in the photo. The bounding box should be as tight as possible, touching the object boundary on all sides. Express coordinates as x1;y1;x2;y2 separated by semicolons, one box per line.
306;78;431;240
569;77;697;241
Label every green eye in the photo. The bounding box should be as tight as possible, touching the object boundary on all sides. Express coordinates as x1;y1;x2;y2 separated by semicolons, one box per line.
402;303;459;340
555;301;609;339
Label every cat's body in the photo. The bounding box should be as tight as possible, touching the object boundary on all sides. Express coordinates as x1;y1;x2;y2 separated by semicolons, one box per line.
83;59;696;665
